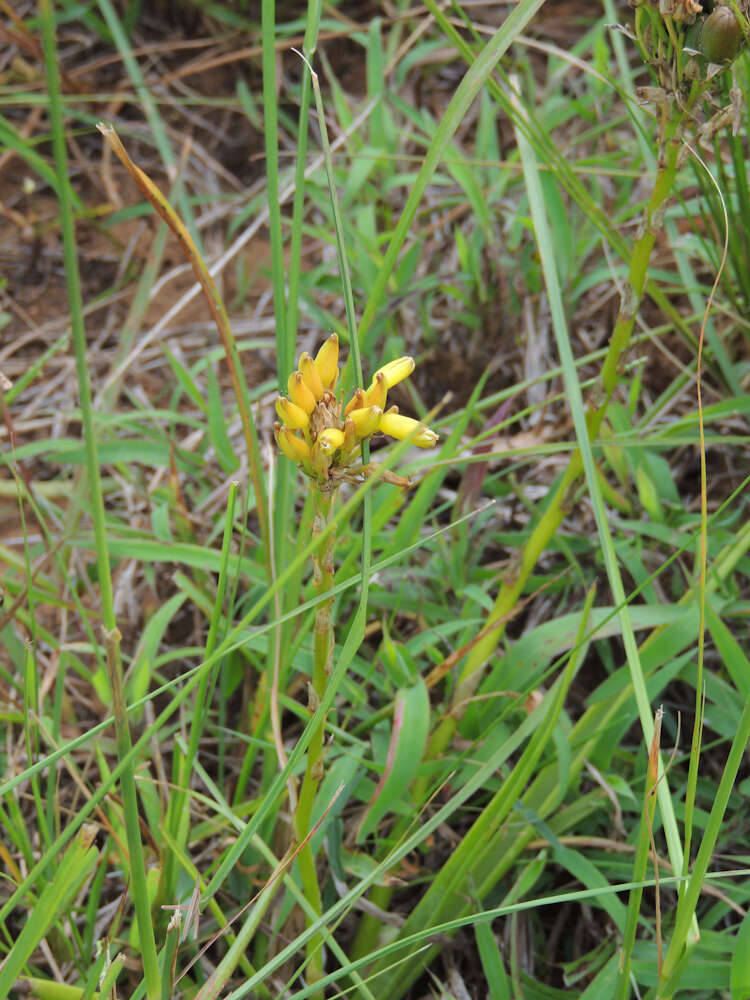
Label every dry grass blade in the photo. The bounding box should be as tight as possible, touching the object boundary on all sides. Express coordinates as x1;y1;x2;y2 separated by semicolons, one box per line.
96;121;269;553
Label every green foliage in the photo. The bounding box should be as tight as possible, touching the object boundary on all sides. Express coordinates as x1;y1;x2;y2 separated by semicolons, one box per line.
1;0;749;999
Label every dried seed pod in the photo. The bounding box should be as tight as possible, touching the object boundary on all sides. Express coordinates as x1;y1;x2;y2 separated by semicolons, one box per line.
701;5;743;62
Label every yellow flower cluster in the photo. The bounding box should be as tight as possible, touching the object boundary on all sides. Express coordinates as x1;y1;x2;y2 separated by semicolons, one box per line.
273;334;438;482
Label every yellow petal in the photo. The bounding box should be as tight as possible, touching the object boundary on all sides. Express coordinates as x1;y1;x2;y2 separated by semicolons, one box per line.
299;352;324;401
378;411;438;448
276;396;309;431
287;371;316;414
364;372;387;410
317;427;345;454
275;424;311;464
347;405;382;440
314;333;339;389
345;387;367;416
371;356;415;390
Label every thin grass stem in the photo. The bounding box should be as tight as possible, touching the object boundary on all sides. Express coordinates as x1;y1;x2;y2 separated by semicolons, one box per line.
104;627;161;1000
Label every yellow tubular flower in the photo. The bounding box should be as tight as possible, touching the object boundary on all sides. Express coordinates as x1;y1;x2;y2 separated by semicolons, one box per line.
314;333;339;389
299;352;324;401
317;427;346;454
275;423;311;464
287;371;317;414
364;371;387;410
348;405;382;440
276;396;310;431
379;411;439;449
345;387;366;416
371;356;415;390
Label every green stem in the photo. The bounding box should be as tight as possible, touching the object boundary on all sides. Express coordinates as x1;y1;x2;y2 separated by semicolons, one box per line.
38;0;114;632
294;486;336;993
104;629;162;1000
425;124;683;766
657;688;750;997
350;883;393;961
163;484;238;902
615;710;663;1000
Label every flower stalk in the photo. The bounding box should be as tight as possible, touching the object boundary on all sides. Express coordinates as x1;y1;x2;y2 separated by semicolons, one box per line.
293;486;335;990
276;337;437;990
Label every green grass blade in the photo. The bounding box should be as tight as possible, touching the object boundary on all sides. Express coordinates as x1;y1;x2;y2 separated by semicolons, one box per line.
657;686;750;996
0;826;99;997
39;0;116;633
163;483;238;901
615;709;664;1000
365;587;597;996
95;0;198;240
514;76;691;929
356;0;547;351
103;627;161;1000
262;0;289;382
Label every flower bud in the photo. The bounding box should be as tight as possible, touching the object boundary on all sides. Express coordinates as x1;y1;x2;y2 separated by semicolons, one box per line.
274;423;311;464
702;5;743;62
276;396;310;430
345;387;367;416
371;356;415;390
379;411;438;449
299;352;324;401
314;334;339;389
317;427;346;454
287;371;316;414
364;371;388;410
347;405;382;439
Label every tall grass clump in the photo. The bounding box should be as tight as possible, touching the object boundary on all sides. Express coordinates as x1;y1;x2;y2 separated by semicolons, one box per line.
1;1;749;999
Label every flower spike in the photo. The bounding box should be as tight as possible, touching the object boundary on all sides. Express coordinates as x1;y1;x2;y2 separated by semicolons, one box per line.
273;343;437;482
